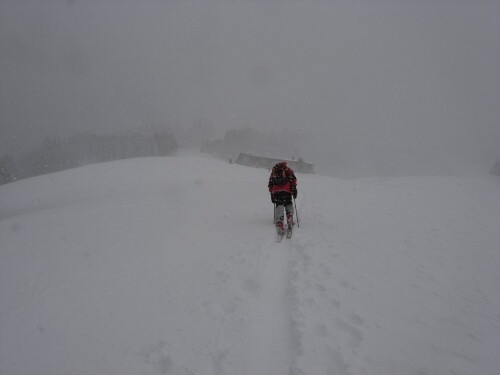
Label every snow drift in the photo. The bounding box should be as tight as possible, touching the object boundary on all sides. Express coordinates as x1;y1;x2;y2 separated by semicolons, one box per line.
1;154;499;375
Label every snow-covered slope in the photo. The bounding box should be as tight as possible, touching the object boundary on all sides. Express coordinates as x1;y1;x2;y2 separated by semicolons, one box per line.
1;155;499;375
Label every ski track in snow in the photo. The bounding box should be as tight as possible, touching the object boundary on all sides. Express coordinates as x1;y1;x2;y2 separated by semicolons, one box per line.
244;240;294;375
1;155;500;375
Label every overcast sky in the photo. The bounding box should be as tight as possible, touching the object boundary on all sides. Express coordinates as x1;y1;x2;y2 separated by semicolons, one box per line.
1;0;499;175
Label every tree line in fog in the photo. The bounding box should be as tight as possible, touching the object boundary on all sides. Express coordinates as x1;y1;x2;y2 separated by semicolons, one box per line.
0;131;177;184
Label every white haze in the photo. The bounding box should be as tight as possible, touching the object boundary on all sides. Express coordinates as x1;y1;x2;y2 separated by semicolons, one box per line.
1;0;499;177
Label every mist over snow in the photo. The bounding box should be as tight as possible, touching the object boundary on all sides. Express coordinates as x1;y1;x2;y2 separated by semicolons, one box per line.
1;0;500;177
1;153;500;375
1;1;499;373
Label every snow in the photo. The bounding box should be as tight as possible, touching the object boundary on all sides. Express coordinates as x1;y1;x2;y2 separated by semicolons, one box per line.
1;154;499;375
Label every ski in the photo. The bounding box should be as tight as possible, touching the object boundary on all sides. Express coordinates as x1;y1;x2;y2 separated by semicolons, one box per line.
286;227;293;239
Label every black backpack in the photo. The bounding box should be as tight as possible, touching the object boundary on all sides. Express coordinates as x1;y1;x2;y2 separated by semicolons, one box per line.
272;163;286;178
271;163;289;186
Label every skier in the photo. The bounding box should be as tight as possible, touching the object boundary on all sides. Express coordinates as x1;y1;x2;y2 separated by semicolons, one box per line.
268;161;297;236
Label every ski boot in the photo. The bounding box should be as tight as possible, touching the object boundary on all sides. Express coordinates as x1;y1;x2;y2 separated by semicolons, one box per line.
276;221;285;235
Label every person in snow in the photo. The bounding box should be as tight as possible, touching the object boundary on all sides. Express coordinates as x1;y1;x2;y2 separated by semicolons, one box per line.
268;161;297;231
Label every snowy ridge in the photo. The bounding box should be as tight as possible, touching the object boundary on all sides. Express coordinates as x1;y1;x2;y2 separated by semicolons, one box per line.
1;155;500;375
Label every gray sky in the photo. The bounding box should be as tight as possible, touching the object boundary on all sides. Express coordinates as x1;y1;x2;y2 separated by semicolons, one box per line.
1;0;499;175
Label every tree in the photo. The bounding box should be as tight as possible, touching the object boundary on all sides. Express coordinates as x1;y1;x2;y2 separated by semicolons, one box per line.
150;133;178;156
0;154;16;185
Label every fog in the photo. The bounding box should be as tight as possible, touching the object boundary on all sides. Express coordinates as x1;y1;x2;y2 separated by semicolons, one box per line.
1;0;499;177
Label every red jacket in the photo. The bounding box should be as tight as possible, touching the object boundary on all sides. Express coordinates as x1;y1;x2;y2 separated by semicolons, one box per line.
268;163;297;194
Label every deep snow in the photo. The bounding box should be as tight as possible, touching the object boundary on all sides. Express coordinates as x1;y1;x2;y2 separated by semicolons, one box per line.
1;154;499;375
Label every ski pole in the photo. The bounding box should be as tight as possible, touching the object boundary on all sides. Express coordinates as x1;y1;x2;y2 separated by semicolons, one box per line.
293;197;300;228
